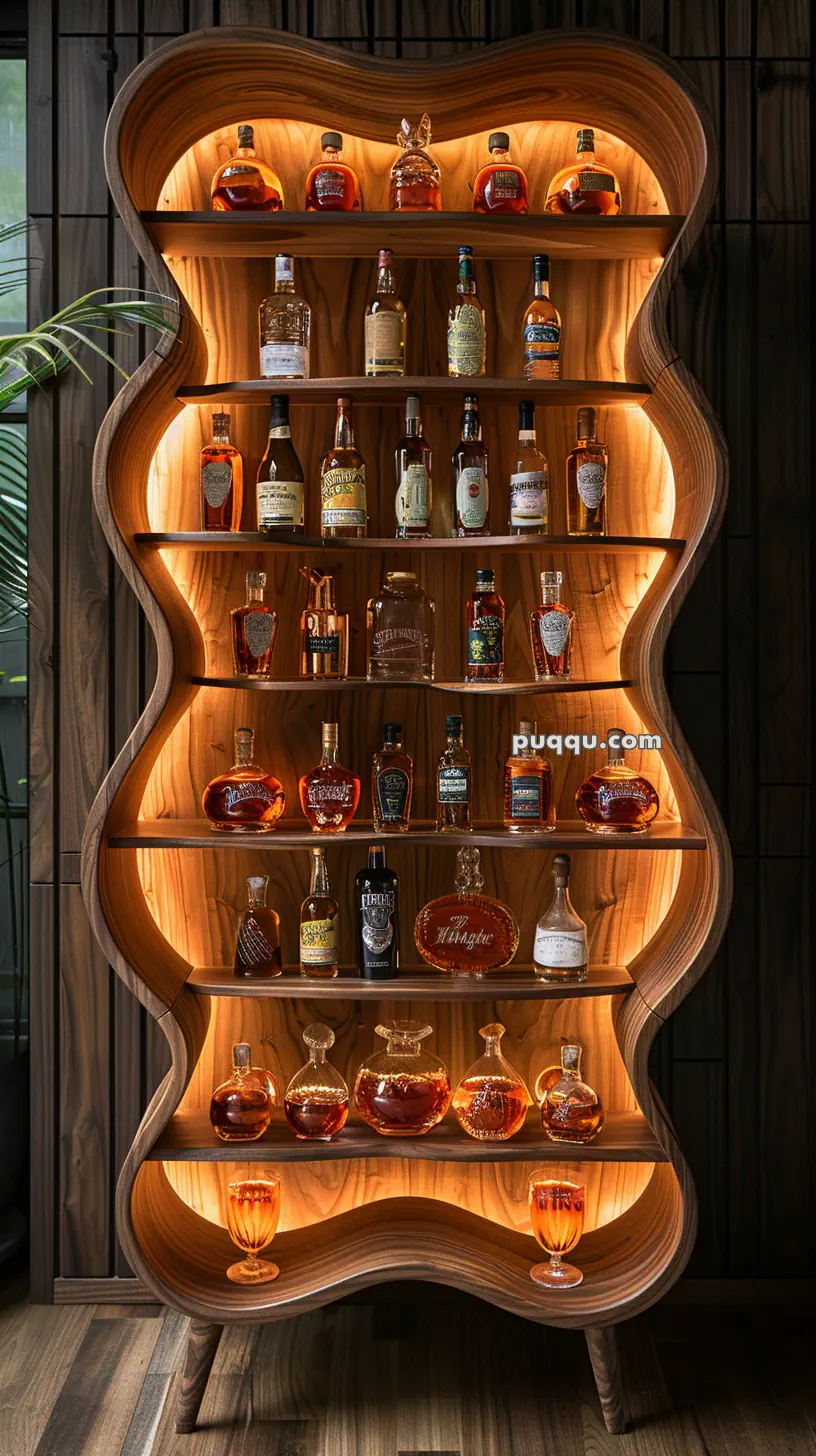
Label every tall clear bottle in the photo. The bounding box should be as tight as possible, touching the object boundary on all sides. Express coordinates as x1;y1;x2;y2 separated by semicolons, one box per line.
509;399;549;535
364;248;406;376
259;255;310;380
436;714;472;832
395;395;432;537
522;255;561;380
533;854;588;982
299;567;349;680
452;394;490;537
366;570;435;682
299;847;339;978
320;396;368;538
447;246;486;378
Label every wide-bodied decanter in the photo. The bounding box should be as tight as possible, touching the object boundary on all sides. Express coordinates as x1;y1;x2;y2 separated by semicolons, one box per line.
544;127;621;215
353;1019;451;1136
202;727;285;833
299;721;360;832
575;729;659;834
414;846;519;978
210;125;284;211
452;1022;531;1141
284;1024;349;1140
536;1043;604;1145
366;570;435;682
209;1042;276;1142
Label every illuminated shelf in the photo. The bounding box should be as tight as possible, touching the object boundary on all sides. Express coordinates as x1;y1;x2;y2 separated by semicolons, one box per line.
177;377;649;407
109;819;705;850
135;531;684;554
186;963;634;1000
191;674;631;695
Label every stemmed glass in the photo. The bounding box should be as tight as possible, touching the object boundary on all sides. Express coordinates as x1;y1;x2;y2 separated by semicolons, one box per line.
528;1174;585;1288
225;1176;281;1284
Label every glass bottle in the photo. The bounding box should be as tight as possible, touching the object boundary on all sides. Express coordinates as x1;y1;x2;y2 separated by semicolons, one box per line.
538;1044;604;1144
529;570;575;679
509;399;549;536
366;570;435;682
200;412;243;531
436;714;471;832
209;1043;274;1141
452;394;490;537
503;718;555;833
202;727;285;833
234;874;282;977
299;846;339;977
395;394;432;538
364;248;406;377
414;846;520;977
576;729;660;834
544;127;622;216
304;130;361;211
210;125;284;212
353;1019;451;1135
447;246;486;378
567;407;608;536
472;132;529;215
231;570;277;678
284;1024;349;1140
356;845;399;979
452;1022;531;1140
299;567;349;680
256;394;305;534
299;721;361;833
533;853;588;983
389;113;441;212
465;567;505;682
259;254;311;380
320;396;367;538
522;254;561;381
372;722;413;833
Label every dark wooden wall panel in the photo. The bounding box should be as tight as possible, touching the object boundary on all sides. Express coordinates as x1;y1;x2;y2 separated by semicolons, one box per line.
27;0;812;1295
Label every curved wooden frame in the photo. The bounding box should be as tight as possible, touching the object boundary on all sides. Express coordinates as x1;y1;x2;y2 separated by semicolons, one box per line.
80;27;731;1436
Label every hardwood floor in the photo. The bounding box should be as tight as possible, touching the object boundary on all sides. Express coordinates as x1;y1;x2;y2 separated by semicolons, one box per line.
1;1276;814;1455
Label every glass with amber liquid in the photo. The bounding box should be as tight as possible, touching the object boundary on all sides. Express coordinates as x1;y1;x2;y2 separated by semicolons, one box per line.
414;846;519;978
537;1043;604;1144
226;1176;282;1285
529;570;575;680
209;1042;274;1142
285;1024;350;1140
544;127;621;215
364;248;406;376
202;727;285;833
231;571;277;678
353;1020;451;1136
305;131;361;211
528;1175;585;1288
576;729;659;834
473;131;529;213
453;1023;531;1141
211;125;284;211
390;113;441;211
503;718;554;833
523;255;561;381
299;721;361;833
567;407;608;536
234;875;282;977
300;846;340;978
200;412;242;531
299;568;349;680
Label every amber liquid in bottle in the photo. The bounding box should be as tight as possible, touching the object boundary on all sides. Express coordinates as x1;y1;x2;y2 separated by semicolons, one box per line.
299;721;361;833
234;875;282;977
566;406;608;536
522;254;561;382
529;570;575;679
299;847;340;978
452;395;490;537
210;125;284;211
202;727;285;833
544;127;621;216
390;113;442;212
465;567;505;682
452;1022;531;1141
209;1043;272;1142
575;729;660;834
539;1043;604;1144
473;132;529;214
320;397;368;539
354;1069;450;1134
304;131;361;211
503;717;554;833
200;412;243;531
299;568;349;680
231;571;278;678
284;1023;349;1140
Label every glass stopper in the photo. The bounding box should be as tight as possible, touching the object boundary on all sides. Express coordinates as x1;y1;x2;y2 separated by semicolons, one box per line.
303;1022;335;1052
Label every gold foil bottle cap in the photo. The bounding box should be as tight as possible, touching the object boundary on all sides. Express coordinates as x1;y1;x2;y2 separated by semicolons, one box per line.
540;570;562;587
321;721;339;746
234;726;254;759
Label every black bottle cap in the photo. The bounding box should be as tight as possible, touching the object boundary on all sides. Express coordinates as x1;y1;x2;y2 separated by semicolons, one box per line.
383;722;402;743
237;124;254;147
463;393;479;409
488;131;510;152
446;714;463;735
368;844;387;868
475;569;495;587
321;130;343;149
533;254;550;281
518;399;535;432
269;394;290;426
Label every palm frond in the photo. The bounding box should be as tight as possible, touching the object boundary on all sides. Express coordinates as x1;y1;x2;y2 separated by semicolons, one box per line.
0;427;27;630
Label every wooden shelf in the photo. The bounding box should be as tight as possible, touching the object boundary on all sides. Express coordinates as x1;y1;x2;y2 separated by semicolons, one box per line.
136;531;684;554
142;210;684;261
177;377;649;408
147;1109;666;1163
186;963;633;1000
109;819;705;850
191;674;631;695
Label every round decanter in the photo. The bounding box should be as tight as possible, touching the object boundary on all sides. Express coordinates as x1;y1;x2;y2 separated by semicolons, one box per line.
366;570;435;682
414;847;519;978
390;113;442;212
353;1019;451;1136
284;1023;349;1141
452;1022;531;1141
575;729;659;835
209;1042;276;1143
538;1043;604;1145
202;726;285;833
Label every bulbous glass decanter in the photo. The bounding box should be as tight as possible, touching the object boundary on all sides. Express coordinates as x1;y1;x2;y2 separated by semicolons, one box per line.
202;726;285;833
536;1043;604;1145
353;1019;451;1136
452;1022;532;1141
575;729;659;835
390;114;442;212
414;846;519;978
366;570;435;682
284;1023;349;1141
209;1042;277;1142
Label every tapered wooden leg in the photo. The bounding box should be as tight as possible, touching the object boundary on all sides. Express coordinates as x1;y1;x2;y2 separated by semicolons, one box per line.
175;1320;224;1434
585;1325;626;1434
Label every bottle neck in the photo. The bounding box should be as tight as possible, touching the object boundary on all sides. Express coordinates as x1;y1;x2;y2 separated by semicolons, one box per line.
491;147;510;163
310;854;330;896
334;407;354;448
323;146;341;163
321;737;339;765
577;144;596;166
247;584;264;604
235;144;256;160
275;278;295;294
383;735;403;751
534;278;551;300
309;1046;327;1066
462;412;480;441
518;428;536;445
404;416;420;438
212;427;230;445
541;582;562;606
457;267;476;297
376;264;396;295
234;737;254;768
446;730;463;749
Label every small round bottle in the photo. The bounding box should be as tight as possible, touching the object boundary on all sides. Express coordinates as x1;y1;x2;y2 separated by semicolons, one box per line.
284;1024;350;1141
353;1020;451;1136
452;1023;531;1141
473;132;529;214
537;1043;604;1145
209;1043;274;1142
202;727;285;833
575;728;659;835
304;131;361;211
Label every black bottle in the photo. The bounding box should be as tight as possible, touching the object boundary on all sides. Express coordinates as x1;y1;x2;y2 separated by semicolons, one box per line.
355;845;399;979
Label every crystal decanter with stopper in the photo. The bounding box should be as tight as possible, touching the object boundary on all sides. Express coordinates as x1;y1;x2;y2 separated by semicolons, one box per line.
202;727;285;833
536;1043;604;1145
234;875;282;978
299;721;361;832
390;114;442;211
414;846;519;978
452;1022;532;1141
575;729;659;834
533;854;588;983
209;1043;276;1142
284;1024;349;1141
366;570;435;682
353;1019;451;1136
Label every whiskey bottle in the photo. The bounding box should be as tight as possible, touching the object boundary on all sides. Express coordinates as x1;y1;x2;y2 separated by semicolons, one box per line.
202;727;285;833
210;125;284;212
447;247;486;378
255;394;305;534
465;568;505;682
364;248;406;376
414;847;519;977
436;714;471;833
529;570;575;679
234;875;282;977
472;132;529;215
575;729;660;835
353;1021;451;1135
209;1043;274;1142
395;394;432;538
372;722;413;833
538;1044;604;1144
366;570;435;682
503;718;555;833
304;131;361;211
299;567;349;680
390;114;442;212
567;407;608;536
259;254;311;379
299;847;339;978
284;1024;349;1139
544;127;621;216
533;854;588;983
509;399;549;535
452;394;490;537
299;721;361;833
320;396;368;538
200;412;243;531
356;845;399;979
231;570;278;678
452;1023;531;1140
522;255;561;381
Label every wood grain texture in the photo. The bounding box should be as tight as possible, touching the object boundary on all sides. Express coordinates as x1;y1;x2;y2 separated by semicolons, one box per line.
584;1325;626;1434
185;962;634;999
175;1320;224;1433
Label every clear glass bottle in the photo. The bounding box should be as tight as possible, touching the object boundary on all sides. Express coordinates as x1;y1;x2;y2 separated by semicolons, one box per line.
298;567;349;680
299;721;361;833
234;874;282;977
465;567;505;682
452;394;490;537
538;1043;604;1144
544;127;621;215
356;845;399;979
576;729;660;835
567;407;608;536
353;1020;451;1136
473;132;529;214
533;853;588;983
414;846;520;978
259;254;311;380
366;570;435;682
231;570;277;678
320;396;368;538
200;412;243;531
529;570;575;679
447;246;486;378
452;1022;531;1140
209;1043;274;1142
435;714;471;832
284;1024;350;1140
256;394;305;534
364;248;406;376
299;846;340;977
503;718;555;833
210;125;284;211
304;131;361;211
372;722;413;833
390;113;442;212
395;394;432;538
522;254;561;381
202;727;285;833
509;399;549;535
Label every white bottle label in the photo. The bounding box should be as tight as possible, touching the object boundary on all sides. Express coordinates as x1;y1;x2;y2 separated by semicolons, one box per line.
201;460;232;507
396;463;429;527
365;312;404;371
456;466;487;529
260;342;309;379
509;469;547;527
539;610;571;658
257;479;304;529
576;461;606;509
447;302;486;375
533;927;588;968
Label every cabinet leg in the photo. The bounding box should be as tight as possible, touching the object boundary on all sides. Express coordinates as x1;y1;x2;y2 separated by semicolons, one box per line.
175;1320;224;1434
585;1325;626;1434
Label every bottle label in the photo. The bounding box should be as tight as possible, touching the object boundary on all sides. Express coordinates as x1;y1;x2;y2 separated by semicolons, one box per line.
223;780;276;812
376;767;410;821
437;765;470;804
509;774;543;819
533;926;588;967
201;460;232;507
447;302;486;375
360;891;396;956
455;466;488;529
260;342;309;378
539;609;571;658
396;463;430;527
576;461;606;509
365;311;404;371
597;783;650;810
243;610;275;659
577;170;616;191
491;169;522;199
314;168;346;199
257;478;304;529
468;615;504;666
321;465;367;527
509;470;548;527
268;425;291;439
523;322;560;346
300;918;338;966
370;627;429;663
306;633;339;660
236;915;278;968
